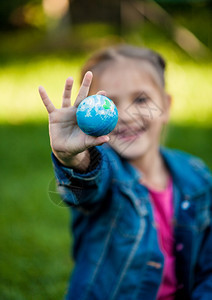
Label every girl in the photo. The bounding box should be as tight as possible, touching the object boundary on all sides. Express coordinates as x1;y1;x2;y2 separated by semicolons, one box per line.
39;45;212;300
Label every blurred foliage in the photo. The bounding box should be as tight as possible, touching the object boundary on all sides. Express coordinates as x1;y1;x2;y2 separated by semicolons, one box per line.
0;0;212;299
0;0;43;29
0;7;211;126
157;1;212;48
155;0;210;3
70;0;120;25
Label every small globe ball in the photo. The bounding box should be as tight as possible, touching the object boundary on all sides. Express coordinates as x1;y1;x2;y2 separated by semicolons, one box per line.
76;95;118;137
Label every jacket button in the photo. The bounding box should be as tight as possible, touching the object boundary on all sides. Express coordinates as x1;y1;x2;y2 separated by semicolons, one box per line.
176;243;184;251
181;201;190;210
177;283;184;290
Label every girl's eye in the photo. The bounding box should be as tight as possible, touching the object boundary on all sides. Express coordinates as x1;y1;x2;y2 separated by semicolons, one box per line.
135;97;148;104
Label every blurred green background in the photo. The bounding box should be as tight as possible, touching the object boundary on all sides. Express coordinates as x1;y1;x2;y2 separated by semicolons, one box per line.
0;0;212;299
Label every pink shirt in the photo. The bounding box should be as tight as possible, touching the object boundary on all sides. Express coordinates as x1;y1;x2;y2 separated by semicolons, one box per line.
147;177;177;300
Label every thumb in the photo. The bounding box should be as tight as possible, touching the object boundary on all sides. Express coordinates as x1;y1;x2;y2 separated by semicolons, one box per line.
93;135;110;146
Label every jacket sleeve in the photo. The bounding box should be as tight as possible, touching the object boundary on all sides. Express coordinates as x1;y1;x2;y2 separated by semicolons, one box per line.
191;181;212;299
191;219;212;299
51;146;112;210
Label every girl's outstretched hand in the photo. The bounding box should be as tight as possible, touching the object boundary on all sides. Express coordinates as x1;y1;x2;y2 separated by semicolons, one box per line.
38;71;110;170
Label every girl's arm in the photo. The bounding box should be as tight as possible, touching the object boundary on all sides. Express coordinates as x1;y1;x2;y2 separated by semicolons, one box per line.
39;72;112;210
51;144;112;211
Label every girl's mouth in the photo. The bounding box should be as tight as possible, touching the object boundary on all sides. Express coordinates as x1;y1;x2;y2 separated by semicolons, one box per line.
116;127;146;141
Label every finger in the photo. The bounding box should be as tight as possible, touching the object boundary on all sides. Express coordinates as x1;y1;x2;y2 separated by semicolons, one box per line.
62;77;73;108
84;134;110;149
73;71;93;108
97;90;107;96
38;86;55;114
93;135;110;146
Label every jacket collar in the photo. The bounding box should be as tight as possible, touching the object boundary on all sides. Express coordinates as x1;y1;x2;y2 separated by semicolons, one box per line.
100;144;211;199
160;146;212;198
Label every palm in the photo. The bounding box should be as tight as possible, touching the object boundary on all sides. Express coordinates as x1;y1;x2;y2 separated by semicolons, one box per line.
49;107;99;155
39;72;109;162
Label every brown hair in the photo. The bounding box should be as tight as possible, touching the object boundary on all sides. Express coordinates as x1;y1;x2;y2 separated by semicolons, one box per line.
81;44;166;87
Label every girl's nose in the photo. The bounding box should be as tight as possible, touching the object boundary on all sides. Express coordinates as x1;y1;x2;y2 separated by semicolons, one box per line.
118;103;139;125
118;108;132;125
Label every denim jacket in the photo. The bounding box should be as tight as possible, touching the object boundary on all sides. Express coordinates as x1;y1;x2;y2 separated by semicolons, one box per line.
51;144;212;300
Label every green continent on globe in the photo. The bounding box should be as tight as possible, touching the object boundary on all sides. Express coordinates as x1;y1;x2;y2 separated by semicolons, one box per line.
103;99;111;110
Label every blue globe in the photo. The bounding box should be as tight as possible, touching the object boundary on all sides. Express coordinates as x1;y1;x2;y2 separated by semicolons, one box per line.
76;95;118;137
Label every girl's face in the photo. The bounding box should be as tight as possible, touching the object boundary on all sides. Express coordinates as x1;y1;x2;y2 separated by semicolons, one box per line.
90;58;171;160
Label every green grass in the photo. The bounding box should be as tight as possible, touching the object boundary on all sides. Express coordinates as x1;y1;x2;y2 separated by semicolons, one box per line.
0;16;212;299
0;123;72;299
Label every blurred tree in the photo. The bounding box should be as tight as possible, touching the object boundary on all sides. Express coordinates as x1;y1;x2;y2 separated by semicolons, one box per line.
69;0;120;26
0;0;43;30
42;0;70;33
121;0;211;59
155;0;209;3
43;0;69;21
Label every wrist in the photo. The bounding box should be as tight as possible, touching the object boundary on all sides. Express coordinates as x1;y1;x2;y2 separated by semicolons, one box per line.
53;150;90;171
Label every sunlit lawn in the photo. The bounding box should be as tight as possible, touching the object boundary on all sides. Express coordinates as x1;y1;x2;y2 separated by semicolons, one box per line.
0;25;212;299
0;51;212;126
